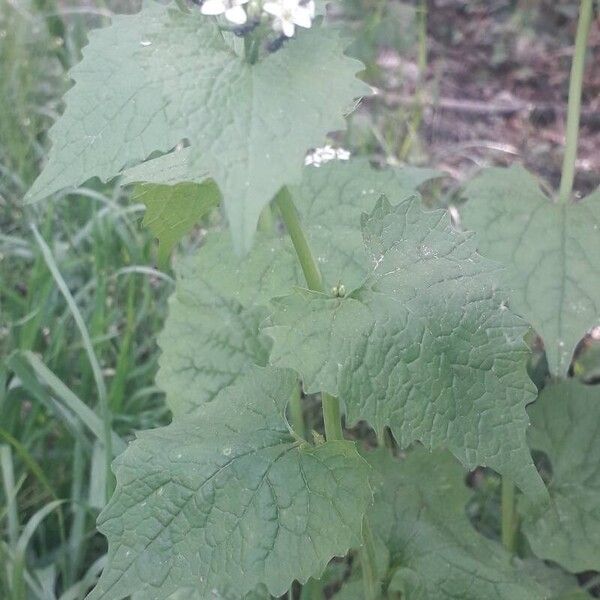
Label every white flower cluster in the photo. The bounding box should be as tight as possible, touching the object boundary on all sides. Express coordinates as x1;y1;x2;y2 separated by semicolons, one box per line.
304;145;351;168
199;0;316;37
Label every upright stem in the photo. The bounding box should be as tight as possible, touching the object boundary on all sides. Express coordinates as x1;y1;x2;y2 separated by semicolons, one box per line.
558;0;593;204
360;516;380;600
322;393;343;441
275;188;323;292
399;0;427;160
274;188;343;442
501;478;517;554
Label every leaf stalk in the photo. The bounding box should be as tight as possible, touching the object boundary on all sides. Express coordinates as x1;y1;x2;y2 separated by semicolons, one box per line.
501;478;518;554
558;0;593;204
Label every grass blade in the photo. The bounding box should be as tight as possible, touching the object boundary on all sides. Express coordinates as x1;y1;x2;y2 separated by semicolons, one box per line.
9;352;126;456
30;225;114;495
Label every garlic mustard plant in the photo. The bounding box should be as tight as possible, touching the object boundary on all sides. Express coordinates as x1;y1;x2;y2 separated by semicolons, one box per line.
25;0;600;598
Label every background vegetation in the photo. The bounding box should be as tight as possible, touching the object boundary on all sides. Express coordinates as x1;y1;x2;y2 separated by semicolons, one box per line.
1;0;598;597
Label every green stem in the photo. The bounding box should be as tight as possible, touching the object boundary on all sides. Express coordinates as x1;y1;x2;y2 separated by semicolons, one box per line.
501;478;517;554
558;0;593;204
360;516;380;600
399;0;427;161
244;31;260;65
321;393;343;441
275;188;323;292
275;188;344;442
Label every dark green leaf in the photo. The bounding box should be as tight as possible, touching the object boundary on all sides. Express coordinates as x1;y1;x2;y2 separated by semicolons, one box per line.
518;378;600;572
267;196;546;498
89;367;372;600
368;448;551;599
157;232;298;415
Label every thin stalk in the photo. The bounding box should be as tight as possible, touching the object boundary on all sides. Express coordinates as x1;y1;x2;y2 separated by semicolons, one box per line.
275;188;323;292
501;478;517;554
244;32;259;65
399;0;427;160
558;0;593;204
274;188;344;442
360;516;380;600
322;393;343;441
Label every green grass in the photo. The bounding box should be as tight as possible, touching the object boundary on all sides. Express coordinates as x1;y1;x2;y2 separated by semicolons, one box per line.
0;1;171;596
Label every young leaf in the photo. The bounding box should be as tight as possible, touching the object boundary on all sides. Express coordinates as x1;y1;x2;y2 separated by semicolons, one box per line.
518;378;600;573
158;160;437;415
460;166;600;375
157;231;299;416
132;182;220;268
368;448;551;600
88;367;372;600
266;196;546;499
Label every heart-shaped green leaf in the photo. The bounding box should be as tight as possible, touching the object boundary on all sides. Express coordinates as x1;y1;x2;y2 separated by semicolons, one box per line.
89;367;372;600
460;166;600;375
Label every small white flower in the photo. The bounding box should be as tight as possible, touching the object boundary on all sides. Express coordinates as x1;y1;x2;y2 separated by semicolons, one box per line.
305;145;352;168
201;0;249;25
263;0;315;38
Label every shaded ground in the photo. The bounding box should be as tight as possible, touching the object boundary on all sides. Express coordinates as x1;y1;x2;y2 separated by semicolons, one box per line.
359;0;600;197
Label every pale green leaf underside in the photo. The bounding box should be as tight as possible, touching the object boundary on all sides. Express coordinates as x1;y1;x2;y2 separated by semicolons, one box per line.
158;160;436;415
368;448;550;600
461;166;600;375
89;367;372;600
28;2;369;254
518;379;600;573
122;148;207;186
267;196;545;498
133;181;220;267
